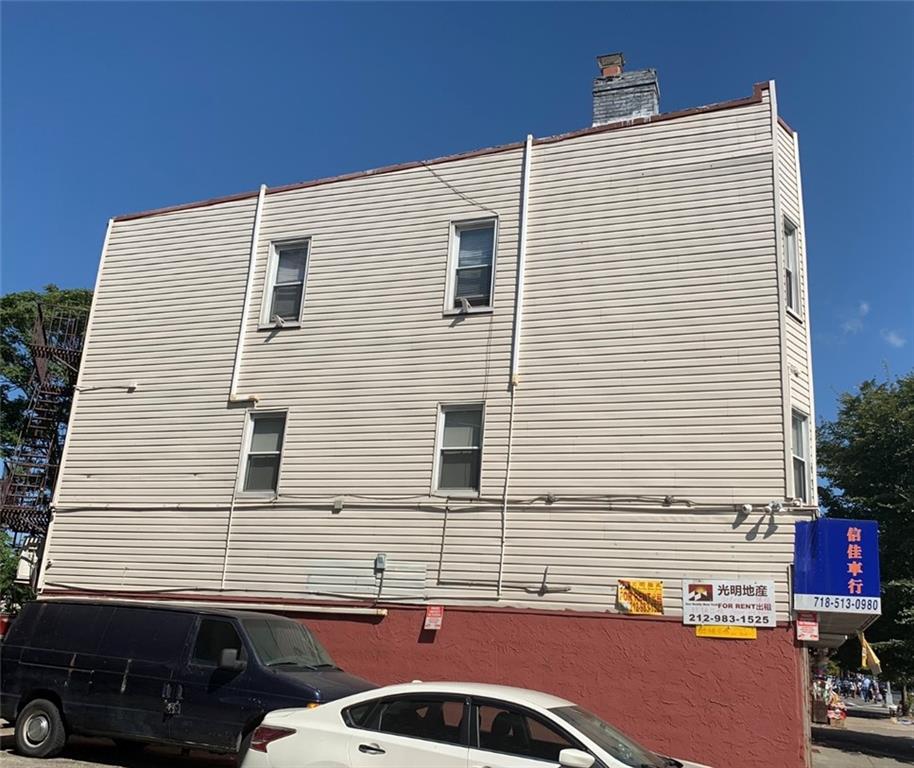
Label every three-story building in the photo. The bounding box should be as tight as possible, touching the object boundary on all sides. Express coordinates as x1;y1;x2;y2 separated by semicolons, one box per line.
41;54;815;767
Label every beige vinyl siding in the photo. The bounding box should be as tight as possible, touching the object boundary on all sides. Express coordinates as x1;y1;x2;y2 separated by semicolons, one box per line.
776;125;812;423
45;87;808;618
514;95;781;502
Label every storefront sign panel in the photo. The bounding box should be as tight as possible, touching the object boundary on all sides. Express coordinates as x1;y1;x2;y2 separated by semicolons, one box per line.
681;579;776;628
793;519;881;615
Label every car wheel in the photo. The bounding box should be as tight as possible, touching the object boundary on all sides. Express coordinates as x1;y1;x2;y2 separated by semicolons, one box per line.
15;698;67;758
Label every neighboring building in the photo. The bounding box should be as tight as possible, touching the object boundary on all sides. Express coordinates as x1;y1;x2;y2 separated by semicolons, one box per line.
42;55;817;767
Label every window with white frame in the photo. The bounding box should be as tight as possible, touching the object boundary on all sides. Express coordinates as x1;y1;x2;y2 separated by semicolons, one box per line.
791;410;809;503
263;240;309;325
436;405;484;494
784;220;800;315
447;220;496;311
242;412;287;494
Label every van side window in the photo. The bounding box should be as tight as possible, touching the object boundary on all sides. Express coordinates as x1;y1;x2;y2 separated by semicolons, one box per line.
192;619;244;666
97;608;194;662
36;603;110;654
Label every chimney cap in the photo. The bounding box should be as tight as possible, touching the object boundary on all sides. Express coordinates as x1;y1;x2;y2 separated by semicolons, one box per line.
596;52;625;70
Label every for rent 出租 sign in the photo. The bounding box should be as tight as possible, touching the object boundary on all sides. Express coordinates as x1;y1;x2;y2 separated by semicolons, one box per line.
681;579;776;628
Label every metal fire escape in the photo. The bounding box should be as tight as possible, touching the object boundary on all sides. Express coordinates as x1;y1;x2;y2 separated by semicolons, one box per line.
1;305;88;535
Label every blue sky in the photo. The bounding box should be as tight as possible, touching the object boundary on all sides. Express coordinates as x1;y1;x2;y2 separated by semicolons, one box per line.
2;2;912;421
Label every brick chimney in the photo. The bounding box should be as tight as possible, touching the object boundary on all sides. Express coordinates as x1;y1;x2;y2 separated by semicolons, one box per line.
592;53;660;126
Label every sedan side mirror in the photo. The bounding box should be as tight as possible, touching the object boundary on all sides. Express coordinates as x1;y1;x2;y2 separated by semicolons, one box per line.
559;748;596;768
218;647;246;672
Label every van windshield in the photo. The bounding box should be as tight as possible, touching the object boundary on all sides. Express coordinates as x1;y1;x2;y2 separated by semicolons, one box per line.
242;618;336;669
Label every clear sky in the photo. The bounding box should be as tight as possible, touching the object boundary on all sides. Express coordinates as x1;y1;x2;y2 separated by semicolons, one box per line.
2;2;912;421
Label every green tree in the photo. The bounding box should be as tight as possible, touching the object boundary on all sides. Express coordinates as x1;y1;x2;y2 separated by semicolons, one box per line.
1;285;92;456
818;372;914;709
0;531;35;613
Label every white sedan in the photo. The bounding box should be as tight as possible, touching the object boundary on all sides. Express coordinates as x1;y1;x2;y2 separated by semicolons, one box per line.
241;681;711;768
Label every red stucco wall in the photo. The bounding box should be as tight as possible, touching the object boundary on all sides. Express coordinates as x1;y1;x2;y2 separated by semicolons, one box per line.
301;606;807;768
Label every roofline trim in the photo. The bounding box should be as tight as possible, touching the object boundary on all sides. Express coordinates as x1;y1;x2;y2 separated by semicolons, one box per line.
113;81;772;223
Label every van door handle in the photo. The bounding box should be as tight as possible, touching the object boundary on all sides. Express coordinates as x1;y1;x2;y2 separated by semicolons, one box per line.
358;743;386;755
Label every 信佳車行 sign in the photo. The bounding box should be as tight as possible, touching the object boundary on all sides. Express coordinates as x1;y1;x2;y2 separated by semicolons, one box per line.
793;518;881;615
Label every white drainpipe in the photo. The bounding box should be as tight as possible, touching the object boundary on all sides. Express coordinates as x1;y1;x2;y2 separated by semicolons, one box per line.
498;134;533;597
228;184;267;403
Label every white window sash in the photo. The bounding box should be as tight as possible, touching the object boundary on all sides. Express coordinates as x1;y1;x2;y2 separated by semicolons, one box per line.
239;412;287;495
444;219;497;313
784;223;800;314
433;403;485;495
261;240;311;326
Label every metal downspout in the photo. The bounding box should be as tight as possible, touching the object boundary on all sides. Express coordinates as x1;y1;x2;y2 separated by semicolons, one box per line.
498;134;533;597
228;184;266;403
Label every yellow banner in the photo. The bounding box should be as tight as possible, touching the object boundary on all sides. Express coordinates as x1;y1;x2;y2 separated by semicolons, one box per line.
696;625;758;640
617;579;664;615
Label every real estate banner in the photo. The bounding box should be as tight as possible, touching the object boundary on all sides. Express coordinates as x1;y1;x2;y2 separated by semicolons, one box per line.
681;579;776;628
617;579;664;615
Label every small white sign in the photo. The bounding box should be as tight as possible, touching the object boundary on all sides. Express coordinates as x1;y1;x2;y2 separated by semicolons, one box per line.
424;605;444;631
681;579;776;628
796;611;819;642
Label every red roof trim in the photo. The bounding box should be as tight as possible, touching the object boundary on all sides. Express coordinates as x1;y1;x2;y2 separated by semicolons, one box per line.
776;115;796;135
113;82;771;223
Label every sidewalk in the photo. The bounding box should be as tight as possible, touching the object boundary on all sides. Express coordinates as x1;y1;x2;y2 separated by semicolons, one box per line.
812;713;914;767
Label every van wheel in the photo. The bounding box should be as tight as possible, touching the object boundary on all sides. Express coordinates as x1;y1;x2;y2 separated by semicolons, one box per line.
15;698;67;758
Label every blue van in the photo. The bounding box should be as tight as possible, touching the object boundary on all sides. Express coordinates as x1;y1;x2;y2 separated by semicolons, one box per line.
0;599;376;758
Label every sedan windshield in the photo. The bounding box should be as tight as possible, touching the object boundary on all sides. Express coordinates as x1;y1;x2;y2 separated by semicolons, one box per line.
550;706;666;768
242;618;335;669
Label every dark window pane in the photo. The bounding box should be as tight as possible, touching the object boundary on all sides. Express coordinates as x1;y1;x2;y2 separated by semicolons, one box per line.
379;698;465;745
793;458;807;502
97;607;194;662
31;603;111;654
455;267;491;306
345;702;377;729
245;455;280;492
271;284;304;321
442;409;482;448
478;704;572;761
439;450;480;491
251;417;285;453
458;226;494;268
276;247;308;283
192;619;243;666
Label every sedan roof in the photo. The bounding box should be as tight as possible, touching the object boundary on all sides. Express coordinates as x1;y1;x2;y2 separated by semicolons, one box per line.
358;681;575;710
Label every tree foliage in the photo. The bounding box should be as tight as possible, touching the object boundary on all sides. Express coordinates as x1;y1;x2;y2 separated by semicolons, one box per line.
0;532;34;613
1;285;92;456
818;372;914;684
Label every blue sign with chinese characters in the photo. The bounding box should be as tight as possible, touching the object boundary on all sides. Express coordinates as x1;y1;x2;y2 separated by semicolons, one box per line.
793;518;881;614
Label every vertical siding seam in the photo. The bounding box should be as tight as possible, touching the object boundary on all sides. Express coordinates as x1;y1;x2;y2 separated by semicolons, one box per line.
792;132;818;508
42;218;115;591
768;82;792;501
